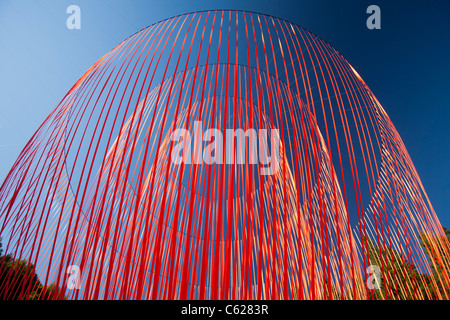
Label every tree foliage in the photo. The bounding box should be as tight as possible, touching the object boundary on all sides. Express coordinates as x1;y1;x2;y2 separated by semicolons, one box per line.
291;226;450;300
366;225;450;300
417;226;450;299
0;239;66;300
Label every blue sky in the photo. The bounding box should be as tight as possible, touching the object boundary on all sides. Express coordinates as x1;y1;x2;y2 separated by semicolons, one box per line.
0;0;449;226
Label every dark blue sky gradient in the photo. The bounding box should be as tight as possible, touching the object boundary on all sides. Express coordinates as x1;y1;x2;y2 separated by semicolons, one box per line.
0;0;449;226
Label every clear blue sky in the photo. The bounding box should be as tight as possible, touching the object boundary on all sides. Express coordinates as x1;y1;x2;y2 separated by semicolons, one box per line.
0;0;449;226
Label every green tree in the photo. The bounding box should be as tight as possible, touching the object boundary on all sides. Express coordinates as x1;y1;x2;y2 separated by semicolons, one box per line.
0;238;66;300
418;226;450;299
29;283;66;300
0;255;40;299
365;225;450;300
365;236;436;299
